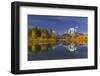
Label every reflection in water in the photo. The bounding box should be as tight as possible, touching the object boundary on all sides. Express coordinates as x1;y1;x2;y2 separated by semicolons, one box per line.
28;40;88;61
28;27;88;61
28;39;87;54
63;43;78;52
28;41;57;54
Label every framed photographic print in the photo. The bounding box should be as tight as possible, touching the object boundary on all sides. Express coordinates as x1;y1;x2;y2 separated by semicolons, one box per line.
11;1;98;74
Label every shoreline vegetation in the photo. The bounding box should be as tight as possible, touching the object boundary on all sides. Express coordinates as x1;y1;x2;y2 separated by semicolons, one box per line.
28;27;88;46
28;27;88;53
28;27;57;45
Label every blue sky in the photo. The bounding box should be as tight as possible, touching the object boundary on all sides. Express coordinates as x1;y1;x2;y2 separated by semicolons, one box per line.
28;15;88;35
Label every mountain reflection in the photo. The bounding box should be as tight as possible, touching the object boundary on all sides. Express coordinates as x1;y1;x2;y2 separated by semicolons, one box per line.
28;41;87;54
28;27;87;54
62;42;81;52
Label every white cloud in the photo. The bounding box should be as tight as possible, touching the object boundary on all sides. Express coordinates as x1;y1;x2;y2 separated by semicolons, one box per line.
75;26;79;29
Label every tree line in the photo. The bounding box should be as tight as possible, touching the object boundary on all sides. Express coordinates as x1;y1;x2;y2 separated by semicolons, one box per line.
28;27;56;39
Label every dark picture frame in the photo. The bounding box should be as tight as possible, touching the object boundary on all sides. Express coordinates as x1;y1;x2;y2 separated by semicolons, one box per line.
11;1;98;74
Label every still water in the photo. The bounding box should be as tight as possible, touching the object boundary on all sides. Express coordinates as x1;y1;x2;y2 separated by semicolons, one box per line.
28;42;88;61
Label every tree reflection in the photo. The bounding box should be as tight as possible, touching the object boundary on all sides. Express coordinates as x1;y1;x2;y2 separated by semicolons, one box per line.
28;41;57;54
28;40;87;54
28;27;88;54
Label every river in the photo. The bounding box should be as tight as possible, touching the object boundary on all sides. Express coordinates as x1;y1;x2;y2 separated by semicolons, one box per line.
28;42;88;61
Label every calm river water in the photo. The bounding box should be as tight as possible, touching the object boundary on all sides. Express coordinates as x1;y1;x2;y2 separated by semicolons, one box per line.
28;42;88;61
